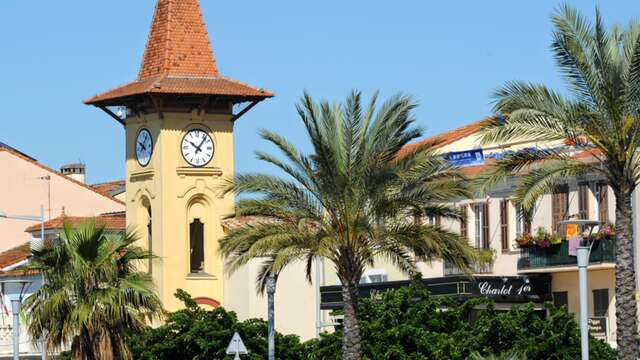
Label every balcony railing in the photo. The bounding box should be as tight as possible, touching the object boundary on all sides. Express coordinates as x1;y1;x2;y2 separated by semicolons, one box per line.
444;261;493;276
517;236;616;271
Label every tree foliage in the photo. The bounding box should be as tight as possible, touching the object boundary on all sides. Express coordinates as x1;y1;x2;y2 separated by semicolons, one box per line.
24;221;163;360
127;290;306;360
304;284;616;360
125;286;615;360
477;6;640;358
219;90;476;360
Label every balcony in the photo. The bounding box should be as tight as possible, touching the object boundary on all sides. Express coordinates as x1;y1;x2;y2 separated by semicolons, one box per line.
517;236;616;272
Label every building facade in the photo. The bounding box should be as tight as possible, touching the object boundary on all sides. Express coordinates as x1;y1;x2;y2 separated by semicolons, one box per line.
0;143;124;253
316;117;625;347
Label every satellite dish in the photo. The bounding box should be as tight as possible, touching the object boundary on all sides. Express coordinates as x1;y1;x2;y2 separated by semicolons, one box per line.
226;332;248;360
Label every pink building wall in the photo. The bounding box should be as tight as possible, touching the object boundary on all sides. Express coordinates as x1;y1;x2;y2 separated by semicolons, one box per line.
0;149;124;252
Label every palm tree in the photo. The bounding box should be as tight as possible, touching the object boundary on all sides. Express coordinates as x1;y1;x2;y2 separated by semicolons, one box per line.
23;220;163;360
219;91;476;360
478;6;640;359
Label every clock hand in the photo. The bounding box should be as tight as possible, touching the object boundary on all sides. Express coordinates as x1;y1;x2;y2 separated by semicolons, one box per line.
138;142;147;151
189;141;202;153
198;136;207;150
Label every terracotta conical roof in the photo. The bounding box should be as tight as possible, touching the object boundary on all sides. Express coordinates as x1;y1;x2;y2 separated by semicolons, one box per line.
138;0;218;80
85;0;272;107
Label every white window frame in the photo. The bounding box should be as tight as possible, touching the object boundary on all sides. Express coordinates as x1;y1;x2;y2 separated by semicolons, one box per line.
360;268;388;284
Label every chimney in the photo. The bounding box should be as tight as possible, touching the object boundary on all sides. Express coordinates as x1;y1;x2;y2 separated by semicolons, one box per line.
60;163;86;183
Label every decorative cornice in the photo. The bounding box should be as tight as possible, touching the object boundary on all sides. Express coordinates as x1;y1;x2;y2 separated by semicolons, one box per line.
176;167;222;178
130;169;155;182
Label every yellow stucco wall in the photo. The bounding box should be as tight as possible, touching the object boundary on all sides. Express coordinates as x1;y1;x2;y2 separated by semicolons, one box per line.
551;269;616;344
125;110;235;311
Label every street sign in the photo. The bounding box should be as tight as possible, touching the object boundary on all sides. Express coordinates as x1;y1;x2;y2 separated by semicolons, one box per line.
226;332;248;360
588;317;608;341
444;149;484;167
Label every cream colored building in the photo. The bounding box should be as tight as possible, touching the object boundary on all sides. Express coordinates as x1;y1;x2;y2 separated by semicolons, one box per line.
314;117;623;346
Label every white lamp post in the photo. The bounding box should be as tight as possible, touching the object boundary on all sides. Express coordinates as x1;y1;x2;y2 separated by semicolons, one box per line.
266;274;277;360
562;219;600;360
0;279;33;360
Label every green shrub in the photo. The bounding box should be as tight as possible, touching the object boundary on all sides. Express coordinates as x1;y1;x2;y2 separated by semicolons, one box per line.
468;351;526;360
127;289;305;360
304;284;616;360
124;286;615;359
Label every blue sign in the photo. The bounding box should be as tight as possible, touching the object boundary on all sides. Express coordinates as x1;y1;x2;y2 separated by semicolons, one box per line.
445;149;484;167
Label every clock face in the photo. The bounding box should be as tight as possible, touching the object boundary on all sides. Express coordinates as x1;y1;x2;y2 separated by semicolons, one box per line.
135;128;153;167
181;129;214;167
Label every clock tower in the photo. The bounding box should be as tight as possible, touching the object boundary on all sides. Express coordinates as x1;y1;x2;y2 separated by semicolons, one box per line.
85;0;272;310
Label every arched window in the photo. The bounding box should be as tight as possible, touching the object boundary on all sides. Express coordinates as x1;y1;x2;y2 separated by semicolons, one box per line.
190;219;204;273
139;197;153;274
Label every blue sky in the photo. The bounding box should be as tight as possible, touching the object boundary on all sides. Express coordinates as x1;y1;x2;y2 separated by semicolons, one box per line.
0;1;636;184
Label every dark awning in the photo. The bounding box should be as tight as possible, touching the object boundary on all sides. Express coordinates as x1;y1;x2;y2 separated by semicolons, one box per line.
320;275;552;310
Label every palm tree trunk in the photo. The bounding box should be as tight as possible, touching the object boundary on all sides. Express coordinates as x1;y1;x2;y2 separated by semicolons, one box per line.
341;281;362;360
613;190;638;360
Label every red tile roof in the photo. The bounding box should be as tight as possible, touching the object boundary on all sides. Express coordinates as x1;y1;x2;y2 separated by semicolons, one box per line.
24;212;126;233
138;0;217;80
85;0;272;106
0;243;30;270
0;146;125;206
455;149;603;178
0;269;40;278
91;180;125;197
85;75;272;106
397;116;496;158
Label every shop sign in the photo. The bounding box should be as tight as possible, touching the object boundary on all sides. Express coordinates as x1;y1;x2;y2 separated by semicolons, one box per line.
444;149;484;167
320;275;552;310
475;281;533;297
469;276;550;302
588;317;608;340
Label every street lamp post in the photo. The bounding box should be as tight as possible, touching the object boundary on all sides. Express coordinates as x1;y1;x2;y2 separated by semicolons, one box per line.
562;219;600;360
266;274;277;360
0;206;46;359
0;280;33;360
577;245;590;360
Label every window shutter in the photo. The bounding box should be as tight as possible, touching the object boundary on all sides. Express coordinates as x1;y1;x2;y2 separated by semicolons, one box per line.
593;289;609;317
460;206;468;240
553;291;569;308
500;200;509;251
552;185;569;235
598;182;609;223
482;202;490;249
578;182;589;220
